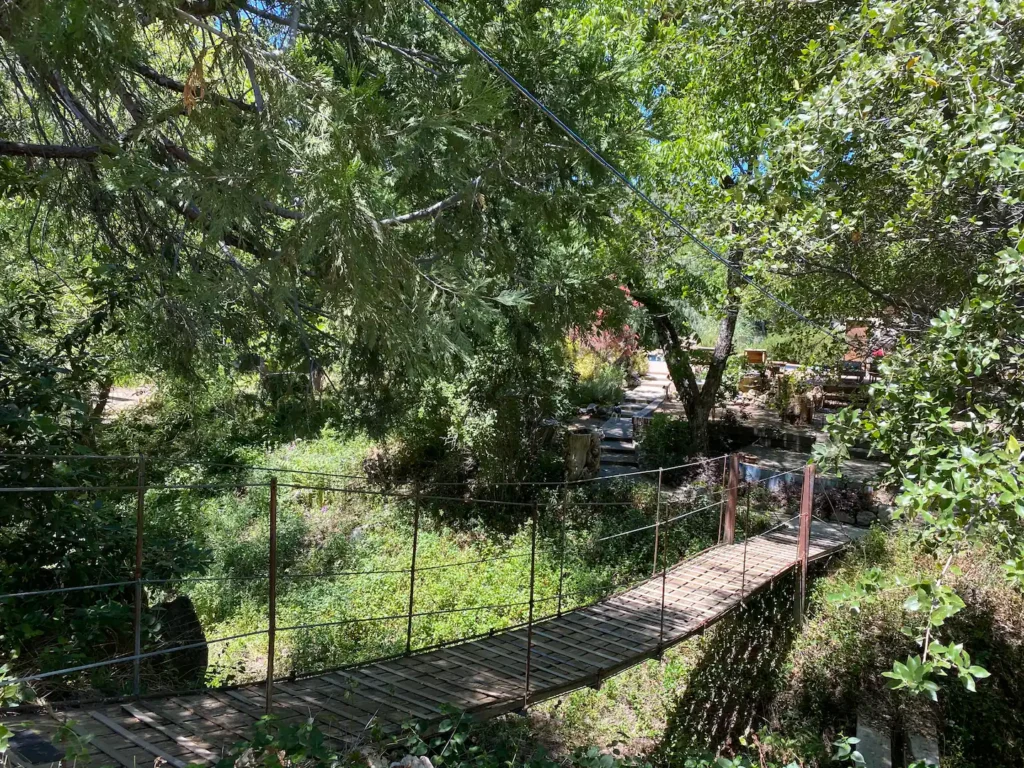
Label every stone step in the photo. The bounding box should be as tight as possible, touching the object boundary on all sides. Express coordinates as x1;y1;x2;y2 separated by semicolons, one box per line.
599;417;633;440
601;440;635;454
602;452;638;466
598;464;640;478
856;712;892;768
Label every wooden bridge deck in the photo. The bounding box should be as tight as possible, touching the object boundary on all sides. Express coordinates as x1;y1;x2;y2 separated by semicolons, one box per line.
4;521;860;767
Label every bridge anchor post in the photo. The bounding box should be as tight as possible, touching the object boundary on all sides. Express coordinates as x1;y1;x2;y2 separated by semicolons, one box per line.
794;463;815;624
722;454;739;545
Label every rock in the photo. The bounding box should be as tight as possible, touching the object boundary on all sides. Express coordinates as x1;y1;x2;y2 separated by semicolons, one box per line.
389;756;434;768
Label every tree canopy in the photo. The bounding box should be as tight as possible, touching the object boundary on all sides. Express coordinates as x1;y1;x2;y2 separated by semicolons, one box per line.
0;0;666;410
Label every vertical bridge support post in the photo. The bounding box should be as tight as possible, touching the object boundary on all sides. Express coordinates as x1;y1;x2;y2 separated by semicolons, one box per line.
266;477;278;716
652;468;663;578
656;468;667;655
557;489;567;617
794;463;815;624
524;504;538;709
406;484;421;656
722;454;739;545
133;454;145;698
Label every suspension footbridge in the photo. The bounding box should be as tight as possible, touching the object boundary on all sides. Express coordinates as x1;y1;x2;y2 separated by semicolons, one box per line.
2;454;866;768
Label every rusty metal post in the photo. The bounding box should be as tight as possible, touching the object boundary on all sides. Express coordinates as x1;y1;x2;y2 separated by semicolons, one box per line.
740;482;751;601
722;454;739;545
524;504;538;708
794;464;815;623
132;454;145;698
405;483;421;655
557;489;567;617
265;477;278;715
651;468;663;577
658;509;668;653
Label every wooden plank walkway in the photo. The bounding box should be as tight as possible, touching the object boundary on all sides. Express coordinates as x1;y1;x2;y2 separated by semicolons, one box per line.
3;520;860;767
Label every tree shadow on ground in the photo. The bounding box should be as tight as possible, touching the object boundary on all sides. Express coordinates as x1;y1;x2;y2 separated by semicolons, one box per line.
660;573;799;758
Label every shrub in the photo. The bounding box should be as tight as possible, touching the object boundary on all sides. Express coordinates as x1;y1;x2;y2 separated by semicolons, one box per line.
571;354;625;405
637;415;695;469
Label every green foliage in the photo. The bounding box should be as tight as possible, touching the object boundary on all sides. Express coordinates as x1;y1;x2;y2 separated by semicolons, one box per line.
722;0;1024;326
784;527;1024;767
820;247;1024;545
213;715;349;768
764;330;845;367
199;706;866;768
570;354;625;406
637;415;697;469
0;0;654;407
389;325;574;486
828;565;990;701
772;375;798;421
815;246;1024;700
0;664;23;755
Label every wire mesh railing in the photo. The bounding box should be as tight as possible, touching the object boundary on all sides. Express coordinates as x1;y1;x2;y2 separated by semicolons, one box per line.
0;450;870;712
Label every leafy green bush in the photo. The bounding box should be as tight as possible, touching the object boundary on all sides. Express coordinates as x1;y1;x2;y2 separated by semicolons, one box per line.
637;415;696;469
816;247;1024;700
571;359;625;406
783;527;1024;767
764;329;846;367
101;377;349;469
383;326;574;488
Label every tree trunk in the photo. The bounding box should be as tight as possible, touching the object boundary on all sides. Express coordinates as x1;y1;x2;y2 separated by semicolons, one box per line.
90;380;112;421
686;399;711;454
636;249;744;455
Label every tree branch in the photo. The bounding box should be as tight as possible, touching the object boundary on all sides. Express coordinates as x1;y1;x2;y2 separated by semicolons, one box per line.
378;176;482;227
237;3;454;69
173;8;264;112
0;140;106;159
131;63;258;113
240;2;312;32
177;0;241;16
